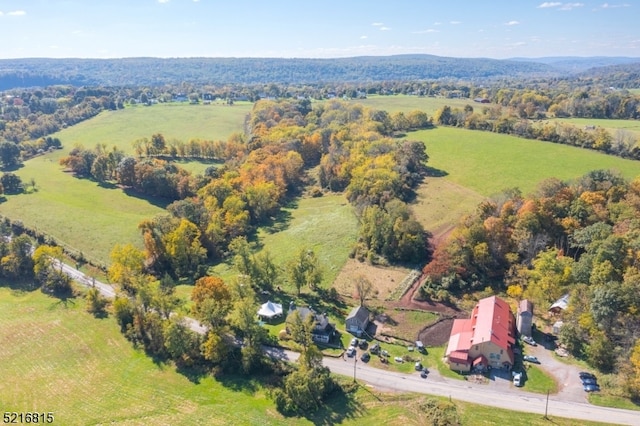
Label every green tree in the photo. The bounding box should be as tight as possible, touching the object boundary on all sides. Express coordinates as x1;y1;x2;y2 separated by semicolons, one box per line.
191;276;232;328
85;287;108;316
164;218;206;278
287;248;322;295
0;141;21;169
163;316;200;365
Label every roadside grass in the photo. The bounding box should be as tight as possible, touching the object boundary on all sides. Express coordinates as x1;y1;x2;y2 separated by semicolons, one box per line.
350;94;478;115
0;103;250;265
413;126;640;197
523;364;558;394
589;393;640;411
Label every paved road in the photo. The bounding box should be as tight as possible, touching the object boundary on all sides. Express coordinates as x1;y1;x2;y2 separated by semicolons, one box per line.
61;264;639;425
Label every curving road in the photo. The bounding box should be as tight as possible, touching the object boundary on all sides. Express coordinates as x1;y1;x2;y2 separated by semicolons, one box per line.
61;263;638;425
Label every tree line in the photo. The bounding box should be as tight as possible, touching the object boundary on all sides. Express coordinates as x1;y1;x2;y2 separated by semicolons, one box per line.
421;170;640;398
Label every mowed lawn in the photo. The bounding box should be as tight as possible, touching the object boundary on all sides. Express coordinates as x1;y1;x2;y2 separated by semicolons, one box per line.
413;126;640;197
0;103;251;264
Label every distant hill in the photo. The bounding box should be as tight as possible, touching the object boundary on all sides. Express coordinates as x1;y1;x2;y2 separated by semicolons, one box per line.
0;55;555;89
1;55;639;90
509;56;640;73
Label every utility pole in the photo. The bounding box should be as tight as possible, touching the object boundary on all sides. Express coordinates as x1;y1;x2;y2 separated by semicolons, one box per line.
544;389;549;419
353;358;357;383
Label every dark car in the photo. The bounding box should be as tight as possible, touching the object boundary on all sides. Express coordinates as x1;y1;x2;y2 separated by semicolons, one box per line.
360;352;370;362
370;343;380;355
358;339;368;349
583;383;600;392
579;372;596;380
581;377;598;386
420;369;428;378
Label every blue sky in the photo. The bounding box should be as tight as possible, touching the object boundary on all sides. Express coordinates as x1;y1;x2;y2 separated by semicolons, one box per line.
0;1;638;59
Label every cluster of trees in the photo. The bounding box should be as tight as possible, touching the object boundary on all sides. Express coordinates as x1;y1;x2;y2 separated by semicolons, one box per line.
107;240;339;414
421;170;640;397
59;144;199;201
128;99;430;279
434;104;639;159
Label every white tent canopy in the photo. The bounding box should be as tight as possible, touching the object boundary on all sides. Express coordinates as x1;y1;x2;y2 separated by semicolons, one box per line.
257;301;283;319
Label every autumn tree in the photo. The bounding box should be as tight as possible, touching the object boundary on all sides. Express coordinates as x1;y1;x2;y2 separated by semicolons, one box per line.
108;243;146;294
191;276;232;328
354;275;374;307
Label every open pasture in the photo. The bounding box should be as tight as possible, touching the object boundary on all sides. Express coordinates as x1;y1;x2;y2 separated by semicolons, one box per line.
541;117;640;138
413;126;640;197
349;94;477;115
0;103;251;264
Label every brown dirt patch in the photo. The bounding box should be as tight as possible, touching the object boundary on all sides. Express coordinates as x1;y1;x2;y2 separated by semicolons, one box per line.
417;318;455;347
332;258;410;302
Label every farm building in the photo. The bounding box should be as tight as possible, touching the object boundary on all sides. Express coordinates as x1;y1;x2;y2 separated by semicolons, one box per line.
445;295;516;372
517;299;534;337
345;306;370;337
549;294;570;314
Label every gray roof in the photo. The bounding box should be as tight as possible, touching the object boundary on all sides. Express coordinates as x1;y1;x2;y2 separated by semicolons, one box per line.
346;305;370;323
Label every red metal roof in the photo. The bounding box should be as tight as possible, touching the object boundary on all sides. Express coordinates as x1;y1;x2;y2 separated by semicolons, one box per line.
446;295;516;365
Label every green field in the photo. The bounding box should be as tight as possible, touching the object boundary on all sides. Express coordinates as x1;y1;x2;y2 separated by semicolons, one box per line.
0;103;251;264
349;94;478;115
541;117;640;138
413;126;640;197
208;193;359;290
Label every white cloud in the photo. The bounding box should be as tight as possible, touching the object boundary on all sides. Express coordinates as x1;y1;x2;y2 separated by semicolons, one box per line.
360;35;368;39
538;2;562;7
7;10;26;16
372;22;384;27
158;0;170;3
600;3;630;8
433;22;442;26
559;3;584;10
379;26;391;31
450;21;461;25
505;20;520;25
413;29;439;34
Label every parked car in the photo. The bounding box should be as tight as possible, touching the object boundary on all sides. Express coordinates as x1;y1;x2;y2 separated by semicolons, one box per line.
583;383;600;392
522;335;537;346
358;339;368;349
381;349;389;357
523;355;540;364
370;343;380;355
420;368;428;378
360;352;370;362
513;372;523;387
350;338;359;347
394;356;404;363
346;346;356;357
581;377;598;386
579;372;596;380
414;362;423;371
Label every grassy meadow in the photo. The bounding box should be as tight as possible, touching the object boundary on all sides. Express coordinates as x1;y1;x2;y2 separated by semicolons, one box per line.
413;126;640;197
349;94;476;115
0;103;251;264
541;117;640;138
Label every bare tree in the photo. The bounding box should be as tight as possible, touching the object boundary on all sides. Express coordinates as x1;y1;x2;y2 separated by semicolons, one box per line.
354;275;373;307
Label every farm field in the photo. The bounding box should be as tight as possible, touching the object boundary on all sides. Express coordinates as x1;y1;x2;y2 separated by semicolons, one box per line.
540;117;640;138
349;94;477;115
0;286;613;426
0;103;251;265
413;126;640;197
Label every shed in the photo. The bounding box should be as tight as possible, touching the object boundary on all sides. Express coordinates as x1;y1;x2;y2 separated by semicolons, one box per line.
517;299;534;337
346;305;370;337
549;294;569;314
